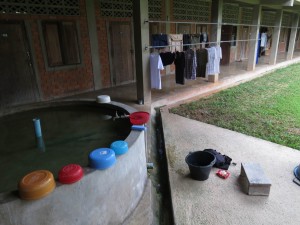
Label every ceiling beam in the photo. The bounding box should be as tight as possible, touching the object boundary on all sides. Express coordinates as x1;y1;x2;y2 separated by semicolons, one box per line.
223;0;259;5
282;5;300;13
260;0;294;6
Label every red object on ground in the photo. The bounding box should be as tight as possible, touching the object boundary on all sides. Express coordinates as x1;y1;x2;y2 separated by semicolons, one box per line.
58;164;84;184
216;169;230;179
129;111;150;125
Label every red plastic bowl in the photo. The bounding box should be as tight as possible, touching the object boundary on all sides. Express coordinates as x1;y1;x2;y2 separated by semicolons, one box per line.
58;164;84;184
129;111;150;125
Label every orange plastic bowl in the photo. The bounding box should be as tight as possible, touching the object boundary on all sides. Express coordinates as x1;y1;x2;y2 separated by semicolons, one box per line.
18;170;56;200
58;164;84;184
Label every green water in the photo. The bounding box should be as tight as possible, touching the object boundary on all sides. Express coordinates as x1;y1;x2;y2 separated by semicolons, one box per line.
0;105;131;193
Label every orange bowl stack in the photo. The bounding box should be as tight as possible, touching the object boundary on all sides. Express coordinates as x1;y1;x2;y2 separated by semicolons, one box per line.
18;170;56;200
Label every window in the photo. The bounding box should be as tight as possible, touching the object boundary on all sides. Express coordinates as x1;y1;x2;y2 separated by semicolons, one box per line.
42;21;80;67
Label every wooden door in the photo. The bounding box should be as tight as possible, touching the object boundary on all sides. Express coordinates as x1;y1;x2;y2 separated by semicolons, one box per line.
238;26;249;60
0;22;39;108
109;22;135;86
221;25;233;65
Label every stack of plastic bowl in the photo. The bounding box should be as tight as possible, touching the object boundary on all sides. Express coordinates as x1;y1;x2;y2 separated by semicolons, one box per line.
89;148;116;170
18;170;56;200
58;164;84;184
96;95;111;103
110;140;128;155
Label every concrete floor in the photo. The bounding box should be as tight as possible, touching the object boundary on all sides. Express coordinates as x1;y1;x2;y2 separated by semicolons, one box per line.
160;108;300;225
69;53;300;225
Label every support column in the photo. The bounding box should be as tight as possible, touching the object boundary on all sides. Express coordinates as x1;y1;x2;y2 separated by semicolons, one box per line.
133;0;151;105
287;13;299;60
269;9;283;65
165;0;171;34
210;0;223;83
86;0;102;89
247;4;261;71
165;0;171;76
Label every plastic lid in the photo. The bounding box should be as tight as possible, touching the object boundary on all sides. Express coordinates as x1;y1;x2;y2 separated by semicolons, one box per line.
58;164;84;184
18;170;56;200
110;140;128;155
89;148;116;170
96;95;111;103
129;111;150;125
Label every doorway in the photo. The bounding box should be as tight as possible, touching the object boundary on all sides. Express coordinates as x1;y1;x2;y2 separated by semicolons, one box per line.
108;22;135;86
0;21;39;107
221;25;233;65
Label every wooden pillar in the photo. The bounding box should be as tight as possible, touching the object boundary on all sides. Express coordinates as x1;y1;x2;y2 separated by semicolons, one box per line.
269;9;283;65
133;0;151;105
247;4;261;71
86;0;102;89
209;0;223;82
165;0;171;34
287;13;299;60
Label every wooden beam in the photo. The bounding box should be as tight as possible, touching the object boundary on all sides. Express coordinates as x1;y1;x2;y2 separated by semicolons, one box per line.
223;0;259;5
260;0;294;6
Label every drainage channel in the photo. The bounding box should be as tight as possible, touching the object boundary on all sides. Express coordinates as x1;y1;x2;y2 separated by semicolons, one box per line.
149;107;174;225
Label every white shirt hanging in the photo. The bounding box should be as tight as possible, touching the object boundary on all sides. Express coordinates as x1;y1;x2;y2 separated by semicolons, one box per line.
260;33;267;47
150;52;164;89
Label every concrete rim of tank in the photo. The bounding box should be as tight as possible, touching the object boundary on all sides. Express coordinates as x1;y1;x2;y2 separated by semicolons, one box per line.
0;99;141;203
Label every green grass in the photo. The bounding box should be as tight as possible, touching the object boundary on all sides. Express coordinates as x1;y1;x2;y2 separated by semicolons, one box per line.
170;63;300;150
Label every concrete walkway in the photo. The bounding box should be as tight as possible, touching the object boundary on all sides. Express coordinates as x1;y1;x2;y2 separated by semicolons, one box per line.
160;107;300;225
69;55;300;225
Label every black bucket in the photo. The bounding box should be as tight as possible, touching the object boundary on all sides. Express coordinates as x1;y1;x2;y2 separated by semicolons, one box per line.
185;151;216;181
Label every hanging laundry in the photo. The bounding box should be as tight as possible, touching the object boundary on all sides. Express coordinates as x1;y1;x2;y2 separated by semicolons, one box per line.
206;46;217;76
184;48;197;80
150;52;164;89
183;34;191;51
160;52;176;66
260;32;268;56
260;32;267;47
205;46;222;76
200;32;209;48
151;34;168;48
174;51;185;85
191;34;200;49
168;34;183;52
196;48;208;77
214;46;222;74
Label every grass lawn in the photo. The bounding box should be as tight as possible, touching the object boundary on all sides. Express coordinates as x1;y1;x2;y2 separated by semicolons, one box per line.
170;63;300;150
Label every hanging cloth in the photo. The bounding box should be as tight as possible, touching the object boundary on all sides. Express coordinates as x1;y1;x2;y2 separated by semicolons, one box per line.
260;32;267;47
160;52;176;66
150;52;164;89
183;34;191;51
151;34;168;48
214;46;222;74
184;48;197;80
168;34;183;52
174;51;185;85
191;34;200;49
206;47;217;76
196;48;208;77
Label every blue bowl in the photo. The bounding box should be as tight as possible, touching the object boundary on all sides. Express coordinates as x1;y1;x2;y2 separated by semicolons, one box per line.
89;148;116;170
294;165;300;180
110;140;128;155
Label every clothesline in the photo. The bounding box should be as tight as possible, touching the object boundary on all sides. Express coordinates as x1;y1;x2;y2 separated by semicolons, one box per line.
146;38;260;50
145;20;300;29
